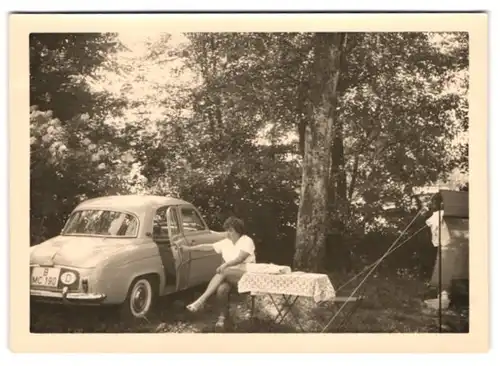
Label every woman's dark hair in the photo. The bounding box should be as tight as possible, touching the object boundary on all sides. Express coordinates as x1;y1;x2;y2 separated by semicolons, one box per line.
223;216;245;235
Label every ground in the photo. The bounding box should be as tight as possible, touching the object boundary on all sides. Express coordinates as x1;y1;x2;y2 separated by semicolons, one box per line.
30;273;469;334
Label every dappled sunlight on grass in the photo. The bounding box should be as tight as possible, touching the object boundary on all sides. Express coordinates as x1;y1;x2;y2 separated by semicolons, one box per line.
30;275;468;334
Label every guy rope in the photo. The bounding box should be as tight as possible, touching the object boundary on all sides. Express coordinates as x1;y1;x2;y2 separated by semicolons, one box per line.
320;206;428;333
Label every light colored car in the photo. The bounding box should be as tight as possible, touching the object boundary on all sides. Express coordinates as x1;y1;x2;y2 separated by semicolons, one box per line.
30;195;226;320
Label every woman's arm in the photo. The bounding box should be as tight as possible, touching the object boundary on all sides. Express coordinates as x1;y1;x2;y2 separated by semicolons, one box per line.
181;243;215;252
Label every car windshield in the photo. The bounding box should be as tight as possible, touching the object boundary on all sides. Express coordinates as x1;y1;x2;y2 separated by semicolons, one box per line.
62;209;139;237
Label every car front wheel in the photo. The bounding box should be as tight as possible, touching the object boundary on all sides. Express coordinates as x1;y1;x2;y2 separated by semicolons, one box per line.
120;277;156;321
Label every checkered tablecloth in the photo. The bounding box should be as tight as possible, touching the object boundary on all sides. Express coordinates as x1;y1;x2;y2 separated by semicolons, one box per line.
238;271;336;303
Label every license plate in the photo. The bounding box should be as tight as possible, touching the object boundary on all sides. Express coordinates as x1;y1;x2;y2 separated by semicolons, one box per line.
31;267;61;287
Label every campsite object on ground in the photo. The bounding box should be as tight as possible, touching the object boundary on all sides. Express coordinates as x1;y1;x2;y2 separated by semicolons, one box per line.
424;291;450;310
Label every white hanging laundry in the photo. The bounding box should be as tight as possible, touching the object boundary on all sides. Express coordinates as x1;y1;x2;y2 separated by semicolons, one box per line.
425;210;451;248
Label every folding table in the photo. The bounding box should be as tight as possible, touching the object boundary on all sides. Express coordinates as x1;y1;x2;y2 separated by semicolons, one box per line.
238;271;363;332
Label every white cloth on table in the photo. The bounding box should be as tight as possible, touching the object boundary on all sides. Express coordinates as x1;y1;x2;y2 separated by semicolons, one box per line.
238;271;336;303
244;263;292;274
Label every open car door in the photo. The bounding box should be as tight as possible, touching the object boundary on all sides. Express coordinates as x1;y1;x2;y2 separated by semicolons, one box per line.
177;204;223;286
166;206;191;292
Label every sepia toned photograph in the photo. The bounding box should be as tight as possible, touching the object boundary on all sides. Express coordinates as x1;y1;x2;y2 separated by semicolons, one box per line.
9;12;488;353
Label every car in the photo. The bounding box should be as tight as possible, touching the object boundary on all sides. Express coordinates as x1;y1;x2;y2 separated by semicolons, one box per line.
29;195;226;320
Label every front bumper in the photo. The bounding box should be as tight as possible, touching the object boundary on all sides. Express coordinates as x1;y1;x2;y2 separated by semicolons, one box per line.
30;287;106;304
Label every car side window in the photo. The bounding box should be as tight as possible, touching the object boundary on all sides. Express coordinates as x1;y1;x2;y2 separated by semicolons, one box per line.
180;207;206;232
153;206;180;239
167;207;181;236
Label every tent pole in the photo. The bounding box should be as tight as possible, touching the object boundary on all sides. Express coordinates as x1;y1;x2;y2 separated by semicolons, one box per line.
438;195;442;333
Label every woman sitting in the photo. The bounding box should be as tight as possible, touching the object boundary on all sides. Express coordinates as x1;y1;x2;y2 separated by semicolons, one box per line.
180;216;256;327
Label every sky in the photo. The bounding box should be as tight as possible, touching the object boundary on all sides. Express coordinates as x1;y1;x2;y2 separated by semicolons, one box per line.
90;32;199;125
96;32;286;147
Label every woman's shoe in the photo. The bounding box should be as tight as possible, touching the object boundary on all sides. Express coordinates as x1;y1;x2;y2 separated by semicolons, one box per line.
186;301;204;312
215;315;226;331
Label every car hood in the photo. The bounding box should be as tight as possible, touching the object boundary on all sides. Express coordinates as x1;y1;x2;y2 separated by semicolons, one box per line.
30;235;136;269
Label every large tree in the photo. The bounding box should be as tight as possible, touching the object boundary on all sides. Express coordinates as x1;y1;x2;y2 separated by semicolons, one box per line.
30;31;467;272
138;31;468;270
293;33;346;271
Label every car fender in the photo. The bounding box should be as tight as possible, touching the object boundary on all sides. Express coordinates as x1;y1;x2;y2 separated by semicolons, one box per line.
97;254;165;304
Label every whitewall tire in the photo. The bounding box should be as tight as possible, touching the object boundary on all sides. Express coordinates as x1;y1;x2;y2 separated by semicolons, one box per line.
121;277;156;320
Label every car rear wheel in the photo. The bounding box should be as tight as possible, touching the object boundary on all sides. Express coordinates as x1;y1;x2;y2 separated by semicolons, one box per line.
120;277;157;321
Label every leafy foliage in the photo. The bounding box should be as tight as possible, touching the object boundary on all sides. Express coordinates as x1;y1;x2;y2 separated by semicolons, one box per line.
30;31;468;274
29;33;136;244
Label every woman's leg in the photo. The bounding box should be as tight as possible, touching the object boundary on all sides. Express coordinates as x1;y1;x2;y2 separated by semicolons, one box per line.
214;268;246;328
214;267;245;315
223;267;245;286
187;267;246;312
215;282;232;319
187;273;227;311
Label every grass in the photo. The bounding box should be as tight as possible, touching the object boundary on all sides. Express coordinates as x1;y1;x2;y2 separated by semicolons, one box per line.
30;273;469;334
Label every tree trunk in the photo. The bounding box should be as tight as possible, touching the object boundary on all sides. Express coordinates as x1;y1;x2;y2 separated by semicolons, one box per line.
348;153;359;202
328;32;349;217
325;124;348;271
293;33;345;272
329;125;347;205
324;34;350;272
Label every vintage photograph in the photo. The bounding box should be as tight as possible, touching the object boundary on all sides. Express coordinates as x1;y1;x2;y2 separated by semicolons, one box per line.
27;29;473;336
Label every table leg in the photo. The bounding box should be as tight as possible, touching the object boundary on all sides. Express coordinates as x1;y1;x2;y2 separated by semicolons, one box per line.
269;294;305;332
285;297;305;332
274;295;299;324
269;295;286;322
250;295;255;328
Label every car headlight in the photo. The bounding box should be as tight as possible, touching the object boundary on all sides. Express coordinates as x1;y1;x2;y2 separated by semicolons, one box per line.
60;271;77;285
